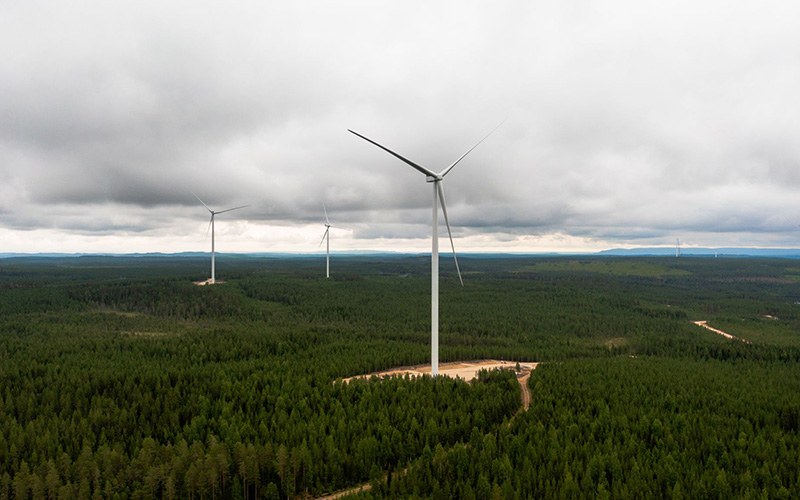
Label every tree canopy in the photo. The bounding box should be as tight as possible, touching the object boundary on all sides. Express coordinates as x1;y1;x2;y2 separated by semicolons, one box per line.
1;255;799;498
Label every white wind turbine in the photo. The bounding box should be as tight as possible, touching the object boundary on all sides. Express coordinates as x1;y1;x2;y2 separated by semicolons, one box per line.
320;204;332;278
348;125;499;376
192;192;248;285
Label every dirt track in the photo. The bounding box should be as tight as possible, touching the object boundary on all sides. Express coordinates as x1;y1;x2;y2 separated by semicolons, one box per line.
693;320;750;344
518;370;532;411
321;361;537;499
317;482;372;500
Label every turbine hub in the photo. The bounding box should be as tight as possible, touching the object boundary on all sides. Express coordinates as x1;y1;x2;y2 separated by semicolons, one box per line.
426;175;441;183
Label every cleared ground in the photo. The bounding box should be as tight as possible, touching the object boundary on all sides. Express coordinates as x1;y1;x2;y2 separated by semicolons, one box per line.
342;359;538;383
693;320;751;343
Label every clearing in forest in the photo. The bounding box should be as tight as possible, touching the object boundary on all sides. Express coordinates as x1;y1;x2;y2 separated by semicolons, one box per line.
342;359;538;383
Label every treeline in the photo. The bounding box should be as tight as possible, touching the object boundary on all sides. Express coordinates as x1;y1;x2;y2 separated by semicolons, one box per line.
381;357;800;498
0;351;518;499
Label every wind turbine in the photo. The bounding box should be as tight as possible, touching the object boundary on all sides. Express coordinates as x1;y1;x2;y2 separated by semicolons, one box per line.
192;192;248;285
348;125;499;376
320;204;332;278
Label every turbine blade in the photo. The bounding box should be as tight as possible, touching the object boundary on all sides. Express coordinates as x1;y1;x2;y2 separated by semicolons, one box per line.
191;191;213;213
437;182;463;287
438;120;505;178
215;204;249;215
323;203;330;225
319;227;329;247
206;215;213;236
348;129;438;178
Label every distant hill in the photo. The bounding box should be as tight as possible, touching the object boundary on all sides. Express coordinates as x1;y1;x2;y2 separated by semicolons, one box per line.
0;252;208;259
0;251;404;260
4;248;800;259
598;247;800;258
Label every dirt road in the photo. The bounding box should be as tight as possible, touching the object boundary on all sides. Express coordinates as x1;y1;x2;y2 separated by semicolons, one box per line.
320;361;538;499
518;370;532;411
317;483;372;500
692;320;750;344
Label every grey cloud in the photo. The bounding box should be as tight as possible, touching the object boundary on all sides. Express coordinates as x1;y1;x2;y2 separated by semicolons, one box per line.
1;1;800;251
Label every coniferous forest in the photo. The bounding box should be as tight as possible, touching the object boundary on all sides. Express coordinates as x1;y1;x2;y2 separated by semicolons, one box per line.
1;255;799;498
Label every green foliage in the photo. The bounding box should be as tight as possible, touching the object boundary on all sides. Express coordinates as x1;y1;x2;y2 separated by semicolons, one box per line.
386;357;800;498
521;259;692;277
1;255;800;497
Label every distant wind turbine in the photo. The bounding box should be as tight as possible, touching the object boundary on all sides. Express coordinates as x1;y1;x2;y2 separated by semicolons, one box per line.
348;124;500;376
676;238;681;257
320;204;332;279
192;192;248;284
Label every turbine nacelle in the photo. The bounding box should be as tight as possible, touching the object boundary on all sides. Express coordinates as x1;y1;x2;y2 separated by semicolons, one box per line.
349;123;500;376
191;191;248;284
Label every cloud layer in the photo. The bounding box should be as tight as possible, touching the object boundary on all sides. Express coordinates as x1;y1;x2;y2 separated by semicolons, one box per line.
1;1;799;253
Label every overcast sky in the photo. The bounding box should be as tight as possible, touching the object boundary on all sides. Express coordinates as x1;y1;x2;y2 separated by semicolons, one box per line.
1;1;799;254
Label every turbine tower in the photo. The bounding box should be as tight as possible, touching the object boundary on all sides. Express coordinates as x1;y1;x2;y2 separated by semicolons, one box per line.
348;125;499;375
320;204;332;278
676;238;681;258
192;192;248;284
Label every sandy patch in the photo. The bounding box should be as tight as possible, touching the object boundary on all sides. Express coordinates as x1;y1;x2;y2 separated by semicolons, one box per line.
692;320;750;344
342;359;538;383
193;279;226;286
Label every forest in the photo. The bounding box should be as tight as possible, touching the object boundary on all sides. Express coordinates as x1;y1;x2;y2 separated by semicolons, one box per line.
1;254;799;498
